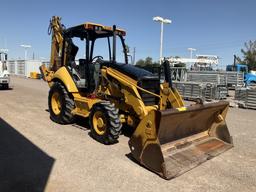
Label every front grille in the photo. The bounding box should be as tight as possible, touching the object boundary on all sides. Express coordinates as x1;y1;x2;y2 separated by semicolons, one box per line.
138;76;160;106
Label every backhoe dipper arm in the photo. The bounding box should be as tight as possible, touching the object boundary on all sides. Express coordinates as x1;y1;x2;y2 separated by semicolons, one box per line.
40;16;66;82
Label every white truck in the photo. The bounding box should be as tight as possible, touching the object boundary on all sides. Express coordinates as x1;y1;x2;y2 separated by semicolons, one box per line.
0;52;10;89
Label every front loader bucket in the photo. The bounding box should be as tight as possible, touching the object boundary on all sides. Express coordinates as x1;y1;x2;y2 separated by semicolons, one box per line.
129;101;233;180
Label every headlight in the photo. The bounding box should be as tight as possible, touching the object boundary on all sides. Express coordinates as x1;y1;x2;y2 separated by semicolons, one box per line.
4;74;9;77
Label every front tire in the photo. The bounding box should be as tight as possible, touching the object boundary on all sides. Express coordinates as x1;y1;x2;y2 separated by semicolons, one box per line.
89;101;122;144
48;82;75;124
2;84;9;89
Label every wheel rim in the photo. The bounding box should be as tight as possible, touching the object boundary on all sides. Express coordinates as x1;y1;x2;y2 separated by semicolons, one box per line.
93;111;107;135
51;92;61;115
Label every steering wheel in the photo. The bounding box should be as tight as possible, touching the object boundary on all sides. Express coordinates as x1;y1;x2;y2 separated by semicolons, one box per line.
92;56;103;63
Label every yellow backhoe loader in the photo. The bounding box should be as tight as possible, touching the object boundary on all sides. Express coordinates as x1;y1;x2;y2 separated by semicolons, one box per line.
40;16;233;179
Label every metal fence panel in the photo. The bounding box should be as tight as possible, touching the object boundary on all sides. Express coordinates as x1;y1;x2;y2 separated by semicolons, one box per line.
7;60;16;74
17;60;25;76
235;87;256;109
173;81;227;100
186;71;244;87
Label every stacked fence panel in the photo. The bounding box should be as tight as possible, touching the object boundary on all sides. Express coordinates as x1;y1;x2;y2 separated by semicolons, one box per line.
173;81;227;100
186;71;244;87
235;87;256;109
187;71;226;86
173;81;204;99
225;72;244;88
235;88;247;101
16;60;25;76
215;86;228;100
187;72;224;85
246;89;256;109
7;60;16;74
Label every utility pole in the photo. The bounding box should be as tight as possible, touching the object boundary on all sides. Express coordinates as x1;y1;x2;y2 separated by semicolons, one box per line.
133;47;136;65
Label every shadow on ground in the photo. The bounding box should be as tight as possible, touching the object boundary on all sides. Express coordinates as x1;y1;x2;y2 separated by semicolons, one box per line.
0;87;13;91
72;116;90;131
71;116;135;138
0;118;55;192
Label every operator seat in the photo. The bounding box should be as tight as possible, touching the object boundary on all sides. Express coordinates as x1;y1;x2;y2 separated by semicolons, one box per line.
70;43;79;61
76;59;96;93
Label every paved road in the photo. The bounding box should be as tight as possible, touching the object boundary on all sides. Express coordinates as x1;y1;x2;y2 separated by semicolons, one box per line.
0;76;256;192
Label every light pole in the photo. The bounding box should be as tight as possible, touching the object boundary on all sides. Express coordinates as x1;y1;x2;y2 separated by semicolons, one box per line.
20;44;31;60
153;16;172;64
188;48;196;59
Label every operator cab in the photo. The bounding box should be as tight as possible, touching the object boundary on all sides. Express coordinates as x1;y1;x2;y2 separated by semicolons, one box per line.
63;22;152;93
63;23;127;93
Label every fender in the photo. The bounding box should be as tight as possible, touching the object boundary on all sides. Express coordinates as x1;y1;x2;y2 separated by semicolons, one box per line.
52;66;78;92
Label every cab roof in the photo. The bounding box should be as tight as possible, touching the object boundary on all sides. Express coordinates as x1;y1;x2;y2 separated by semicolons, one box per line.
65;22;126;39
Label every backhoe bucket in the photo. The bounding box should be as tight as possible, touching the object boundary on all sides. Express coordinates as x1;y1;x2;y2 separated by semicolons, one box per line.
129;101;233;179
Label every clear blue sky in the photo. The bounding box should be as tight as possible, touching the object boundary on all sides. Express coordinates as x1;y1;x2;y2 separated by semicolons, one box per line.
0;0;255;68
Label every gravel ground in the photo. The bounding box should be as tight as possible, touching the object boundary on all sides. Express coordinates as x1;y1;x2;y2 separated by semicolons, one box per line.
0;76;256;192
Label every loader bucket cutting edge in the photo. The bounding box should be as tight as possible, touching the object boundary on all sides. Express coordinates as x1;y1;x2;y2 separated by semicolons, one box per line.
129;101;233;180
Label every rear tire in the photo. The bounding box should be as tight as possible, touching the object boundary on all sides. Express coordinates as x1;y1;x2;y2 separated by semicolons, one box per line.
89;101;122;144
48;82;75;124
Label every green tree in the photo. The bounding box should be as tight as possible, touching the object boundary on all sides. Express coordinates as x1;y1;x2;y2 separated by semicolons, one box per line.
144;57;153;66
136;57;160;67
174;63;186;67
152;61;160;66
240;40;256;70
135;59;145;66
